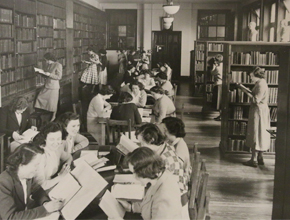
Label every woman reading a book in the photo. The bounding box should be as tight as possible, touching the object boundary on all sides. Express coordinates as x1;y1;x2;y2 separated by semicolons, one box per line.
236;66;271;167
34;52;62;122
118;147;182;220
0;143;64;220
33;122;72;190
56;112;89;154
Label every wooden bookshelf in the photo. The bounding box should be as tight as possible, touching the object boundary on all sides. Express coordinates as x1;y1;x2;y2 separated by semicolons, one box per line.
193;41;206;97
219;42;288;155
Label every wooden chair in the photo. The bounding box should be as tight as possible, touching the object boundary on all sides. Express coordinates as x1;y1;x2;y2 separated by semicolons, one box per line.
106;118;132;145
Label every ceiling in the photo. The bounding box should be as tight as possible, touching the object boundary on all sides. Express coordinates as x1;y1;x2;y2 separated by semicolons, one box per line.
96;0;242;3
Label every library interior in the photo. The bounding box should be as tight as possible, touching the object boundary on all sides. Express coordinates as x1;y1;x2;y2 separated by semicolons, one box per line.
0;0;290;219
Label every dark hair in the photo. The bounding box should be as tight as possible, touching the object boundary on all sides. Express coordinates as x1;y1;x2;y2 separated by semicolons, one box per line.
7;143;44;172
98;85;116;96
44;52;57;62
87;45;98;54
157;62;163;68
56;112;80;128
118;92;133;103
127;64;135;71
9;96;29;112
250;66;265;79
150;86;165;95
99;49;107;55
156;72;168;80
161;117;186;138
135;123;165;146
125;147;165;179
33;122;64;146
129;80;145;91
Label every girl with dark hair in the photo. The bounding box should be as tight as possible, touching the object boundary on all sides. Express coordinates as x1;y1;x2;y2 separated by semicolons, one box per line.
0;143;64;219
156;71;174;97
56;112;89;154
150;86;176;123
35;52;62;121
110;92;142;127
118;147;182;220
87;85;115;144
33;122;72;190
129;80;147;107
237;66;271;167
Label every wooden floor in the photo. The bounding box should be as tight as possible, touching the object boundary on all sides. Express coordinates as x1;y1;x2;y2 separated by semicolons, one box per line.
175;81;274;220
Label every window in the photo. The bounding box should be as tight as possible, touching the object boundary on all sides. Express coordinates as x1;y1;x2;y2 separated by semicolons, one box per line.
269;3;276;42
106;10;137;50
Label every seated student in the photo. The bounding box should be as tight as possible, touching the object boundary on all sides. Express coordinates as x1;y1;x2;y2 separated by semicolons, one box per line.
121;64;138;92
118;147;182;220
163;61;172;81
129;80;147;107
87;85;115;143
156;71;174;97
110;92;142;127
0;143;64;220
56;112;89;154
137;69;156;90
150;86;176;123
33;122;72;190
160;117;191;176
0;96;36;152
135;123;188;196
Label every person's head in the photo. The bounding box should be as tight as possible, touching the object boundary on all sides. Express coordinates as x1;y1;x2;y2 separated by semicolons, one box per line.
156;72;168;81
44;52;57;64
125;147;165;185
56;112;80;138
98;85;115;100
7;143;44;179
249;66;265;83
127;64;136;73
160;117;186;141
33;122;64;150
215;54;223;64
9;96;29;113
99;49;107;56
118;92;133;103
130;80;145;94
135;123;165;150
150;86;165;99
141;69;152;79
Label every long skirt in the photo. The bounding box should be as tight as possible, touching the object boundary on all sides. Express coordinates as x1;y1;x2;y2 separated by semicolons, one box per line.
35;88;59;112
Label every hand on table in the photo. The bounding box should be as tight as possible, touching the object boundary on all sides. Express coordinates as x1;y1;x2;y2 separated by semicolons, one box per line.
43;199;64;213
58;163;71;177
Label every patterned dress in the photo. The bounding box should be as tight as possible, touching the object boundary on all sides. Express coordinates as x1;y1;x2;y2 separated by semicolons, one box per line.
80;53;99;85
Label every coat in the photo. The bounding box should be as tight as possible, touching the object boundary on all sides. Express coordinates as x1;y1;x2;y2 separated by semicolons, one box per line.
0;170;49;220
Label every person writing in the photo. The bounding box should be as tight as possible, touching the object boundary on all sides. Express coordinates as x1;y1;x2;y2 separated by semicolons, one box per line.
0;143;64;220
34;52;62;121
236;66;271;167
118;147;182;220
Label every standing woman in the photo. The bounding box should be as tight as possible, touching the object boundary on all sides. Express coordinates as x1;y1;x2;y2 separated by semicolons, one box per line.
237;66;271;167
35;52;62;121
150;86;176;123
0;143;64;219
99;49;108;90
118;49;127;75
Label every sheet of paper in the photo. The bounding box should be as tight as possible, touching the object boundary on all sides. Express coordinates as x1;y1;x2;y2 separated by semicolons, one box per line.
117;135;139;155
113;174;141;184
111;184;144;200
99;190;125;219
17;129;39;144
80;150;98;157
61;161;108;220
142;117;151;123
74;153;99;167
48;173;81;206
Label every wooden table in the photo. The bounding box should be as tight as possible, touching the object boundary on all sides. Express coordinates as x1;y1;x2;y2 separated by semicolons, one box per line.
0;133;5;173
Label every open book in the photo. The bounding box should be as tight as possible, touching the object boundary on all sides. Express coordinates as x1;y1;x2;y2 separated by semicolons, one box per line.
236;83;252;94
116;134;139;156
34;67;48;76
111;183;145;201
17;128;39;144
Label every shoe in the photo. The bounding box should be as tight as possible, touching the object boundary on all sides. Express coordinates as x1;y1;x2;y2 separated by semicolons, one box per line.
242;160;258;168
214;116;221;121
257;156;264;165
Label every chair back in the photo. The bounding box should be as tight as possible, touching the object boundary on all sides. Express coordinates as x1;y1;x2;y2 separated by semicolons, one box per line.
73;101;87;132
106;119;132;145
173;83;178;104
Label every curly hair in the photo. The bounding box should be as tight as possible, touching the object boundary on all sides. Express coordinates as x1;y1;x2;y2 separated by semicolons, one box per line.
98;85;116;96
135;123;165;146
118;92;133;103
9;96;29;112
156;72;167;80
6;143;44;172
33;122;64;146
150;86;165;95
161;117;186;138
125;147;165;179
250;66;265;79
129;80;145;91
44;52;57;62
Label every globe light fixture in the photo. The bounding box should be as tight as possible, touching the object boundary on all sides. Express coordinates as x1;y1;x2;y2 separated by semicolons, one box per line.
163;16;174;29
163;0;180;15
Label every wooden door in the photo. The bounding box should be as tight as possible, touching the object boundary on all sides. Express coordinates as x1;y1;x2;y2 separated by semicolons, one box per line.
152;31;181;81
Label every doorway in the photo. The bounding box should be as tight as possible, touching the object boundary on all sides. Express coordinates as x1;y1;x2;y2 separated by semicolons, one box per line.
151;31;182;81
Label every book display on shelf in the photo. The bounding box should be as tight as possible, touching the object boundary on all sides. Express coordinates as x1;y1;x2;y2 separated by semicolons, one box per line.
220;42;285;155
193;41;206;97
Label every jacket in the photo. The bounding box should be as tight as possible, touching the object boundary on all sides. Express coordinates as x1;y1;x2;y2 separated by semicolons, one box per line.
110;103;142;126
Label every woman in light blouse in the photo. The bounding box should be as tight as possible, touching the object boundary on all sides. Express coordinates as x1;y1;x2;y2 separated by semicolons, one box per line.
129;80;147;107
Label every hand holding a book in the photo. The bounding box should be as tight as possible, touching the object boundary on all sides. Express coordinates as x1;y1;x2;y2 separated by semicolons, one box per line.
43;199;64;213
117;199;132;212
12;131;24;141
235;83;252;96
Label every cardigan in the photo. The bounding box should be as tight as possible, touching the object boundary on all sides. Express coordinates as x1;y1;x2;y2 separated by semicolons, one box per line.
110;103;142;126
44;62;62;89
64;133;89;154
0;170;49;220
152;95;176;123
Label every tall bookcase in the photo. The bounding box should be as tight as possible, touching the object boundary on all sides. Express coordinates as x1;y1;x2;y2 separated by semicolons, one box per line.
193;41;205;97
220;42;287;155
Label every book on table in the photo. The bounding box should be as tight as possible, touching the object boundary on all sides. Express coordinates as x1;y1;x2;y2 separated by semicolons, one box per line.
113;174;141;184
111;183;145;201
116;134;139;156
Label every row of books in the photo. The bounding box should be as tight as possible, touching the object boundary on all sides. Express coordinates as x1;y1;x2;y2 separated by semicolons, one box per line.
54;30;66;39
270;107;277;121
38;27;54;37
196;51;205;60
37;15;53;26
53;6;66;20
0;54;14;69
38;38;53;48
206;84;214;92
227;138;276;152
196;61;204;71
228;121;247;135
37;1;54;17
54;49;65;58
74;31;94;39
58;58;66;67
73;47;82;56
194;84;204;95
53;18;66;29
196;74;205;83
268;88;278;104
231;106;245;119
17;54;37;66
74;39;82;47
196;43;205;51
229;89;251;103
0;8;13;23
0;24;13;38
231;51;278;65
16;28;35;41
0;39;14;53
1;82;17;97
208;43;223;52
206;93;213;102
73;55;82;63
54;39;65;48
15;0;35;15
15;14;35;28
16;66;34;79
74;22;97;32
73;13;98;25
0;69;15;85
38;48;53;58
207;74;215;82
231;70;279;84
17;41;37;53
